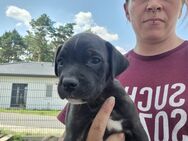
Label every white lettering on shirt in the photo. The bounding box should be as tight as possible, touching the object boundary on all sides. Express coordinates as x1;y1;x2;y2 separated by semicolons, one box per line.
169;83;185;107
125;83;187;141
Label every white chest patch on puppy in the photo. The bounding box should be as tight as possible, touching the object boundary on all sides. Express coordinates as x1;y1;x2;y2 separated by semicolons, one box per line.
107;118;123;132
67;99;87;105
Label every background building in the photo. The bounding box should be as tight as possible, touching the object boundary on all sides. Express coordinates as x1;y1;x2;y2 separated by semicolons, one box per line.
0;62;67;110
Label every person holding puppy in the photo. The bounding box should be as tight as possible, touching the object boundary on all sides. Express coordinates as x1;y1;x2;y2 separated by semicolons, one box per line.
58;0;188;140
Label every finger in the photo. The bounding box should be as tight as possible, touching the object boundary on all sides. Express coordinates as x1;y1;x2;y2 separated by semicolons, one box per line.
86;96;115;141
106;133;125;141
58;137;64;141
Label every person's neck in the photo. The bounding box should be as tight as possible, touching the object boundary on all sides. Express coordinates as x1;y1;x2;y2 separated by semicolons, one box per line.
134;36;184;56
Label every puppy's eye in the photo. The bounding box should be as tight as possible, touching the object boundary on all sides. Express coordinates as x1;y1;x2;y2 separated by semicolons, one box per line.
59;61;64;66
89;56;101;64
58;60;63;66
57;61;64;72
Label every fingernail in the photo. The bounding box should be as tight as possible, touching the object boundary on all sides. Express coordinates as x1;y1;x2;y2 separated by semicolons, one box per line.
118;133;125;140
106;96;115;106
102;96;115;113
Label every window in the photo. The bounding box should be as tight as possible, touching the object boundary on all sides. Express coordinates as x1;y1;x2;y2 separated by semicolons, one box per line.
46;84;53;97
11;83;28;108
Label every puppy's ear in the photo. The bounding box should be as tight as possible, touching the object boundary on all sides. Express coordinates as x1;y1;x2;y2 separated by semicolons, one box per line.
54;45;63;76
106;42;129;79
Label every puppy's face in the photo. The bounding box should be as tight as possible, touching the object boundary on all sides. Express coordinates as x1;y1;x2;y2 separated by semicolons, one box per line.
55;33;128;104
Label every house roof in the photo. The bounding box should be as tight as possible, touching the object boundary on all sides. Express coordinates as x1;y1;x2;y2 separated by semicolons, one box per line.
0;62;56;77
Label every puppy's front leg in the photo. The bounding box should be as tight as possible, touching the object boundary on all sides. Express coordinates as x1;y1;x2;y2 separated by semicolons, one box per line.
114;93;149;141
64;105;92;141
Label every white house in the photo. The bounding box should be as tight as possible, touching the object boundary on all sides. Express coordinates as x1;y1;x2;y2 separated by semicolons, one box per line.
0;62;67;110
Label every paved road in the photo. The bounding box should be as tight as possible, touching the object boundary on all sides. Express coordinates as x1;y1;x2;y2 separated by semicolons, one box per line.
0;112;65;135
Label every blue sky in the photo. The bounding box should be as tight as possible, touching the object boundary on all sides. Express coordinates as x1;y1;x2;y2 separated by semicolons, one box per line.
0;0;188;52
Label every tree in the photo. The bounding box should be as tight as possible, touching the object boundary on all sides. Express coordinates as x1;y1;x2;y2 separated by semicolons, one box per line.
0;14;75;63
50;23;75;49
25;14;75;62
0;29;26;63
25;14;55;62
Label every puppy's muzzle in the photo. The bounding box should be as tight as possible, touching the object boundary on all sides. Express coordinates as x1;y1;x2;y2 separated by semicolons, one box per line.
60;77;88;104
62;77;79;92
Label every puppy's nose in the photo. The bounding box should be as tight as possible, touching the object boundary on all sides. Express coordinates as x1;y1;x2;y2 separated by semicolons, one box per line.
62;77;79;92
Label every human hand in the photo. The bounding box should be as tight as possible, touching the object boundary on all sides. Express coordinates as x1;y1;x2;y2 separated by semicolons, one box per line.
86;96;125;141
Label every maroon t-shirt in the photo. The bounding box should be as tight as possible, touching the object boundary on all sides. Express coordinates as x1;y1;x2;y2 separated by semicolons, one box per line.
58;41;188;141
117;41;188;141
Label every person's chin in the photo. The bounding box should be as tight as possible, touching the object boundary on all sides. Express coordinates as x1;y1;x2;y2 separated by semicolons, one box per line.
142;32;165;42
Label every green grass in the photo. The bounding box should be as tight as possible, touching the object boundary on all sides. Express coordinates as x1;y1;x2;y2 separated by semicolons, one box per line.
0;129;46;141
0;108;61;116
0;129;24;141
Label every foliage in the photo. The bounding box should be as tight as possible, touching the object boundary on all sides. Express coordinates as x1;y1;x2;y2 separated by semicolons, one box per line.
0;29;27;63
50;23;75;49
0;14;75;63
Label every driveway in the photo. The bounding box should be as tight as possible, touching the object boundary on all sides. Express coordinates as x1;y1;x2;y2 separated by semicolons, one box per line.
0;112;65;135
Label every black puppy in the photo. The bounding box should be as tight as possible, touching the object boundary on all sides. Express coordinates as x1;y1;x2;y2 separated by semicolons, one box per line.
55;32;148;141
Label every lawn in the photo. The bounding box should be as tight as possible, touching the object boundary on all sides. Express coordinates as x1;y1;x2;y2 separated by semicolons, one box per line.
0;108;61;116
